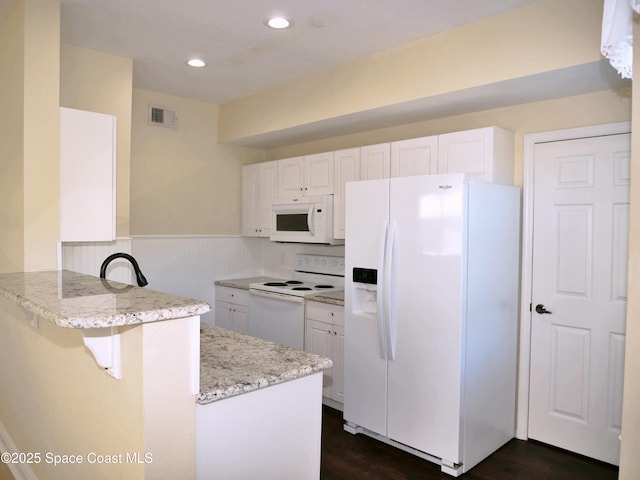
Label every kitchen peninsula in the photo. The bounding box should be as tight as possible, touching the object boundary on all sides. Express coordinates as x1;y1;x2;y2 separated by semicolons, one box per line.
0;271;330;480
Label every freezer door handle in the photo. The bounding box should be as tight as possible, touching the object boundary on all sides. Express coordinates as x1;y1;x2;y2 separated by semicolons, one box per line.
385;220;398;360
377;220;389;359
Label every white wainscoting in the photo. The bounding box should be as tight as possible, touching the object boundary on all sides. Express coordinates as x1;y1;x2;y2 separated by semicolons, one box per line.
60;236;345;326
131;236;266;324
61;238;134;283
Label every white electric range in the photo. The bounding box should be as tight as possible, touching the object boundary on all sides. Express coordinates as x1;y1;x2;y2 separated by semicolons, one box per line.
248;254;344;349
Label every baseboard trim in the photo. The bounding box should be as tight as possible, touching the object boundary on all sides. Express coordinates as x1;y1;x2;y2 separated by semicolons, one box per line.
0;422;38;480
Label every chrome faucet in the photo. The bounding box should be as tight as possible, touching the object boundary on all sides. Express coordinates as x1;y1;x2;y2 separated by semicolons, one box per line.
100;253;148;287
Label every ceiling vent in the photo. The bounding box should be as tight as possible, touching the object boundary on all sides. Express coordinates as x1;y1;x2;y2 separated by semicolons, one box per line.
148;104;178;128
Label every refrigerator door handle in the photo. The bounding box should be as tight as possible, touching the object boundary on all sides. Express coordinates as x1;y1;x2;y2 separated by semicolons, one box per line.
385;220;398;360
377;220;389;359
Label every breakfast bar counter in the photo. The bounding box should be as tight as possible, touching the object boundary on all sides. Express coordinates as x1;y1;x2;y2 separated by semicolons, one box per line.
0;270;330;480
0;269;210;328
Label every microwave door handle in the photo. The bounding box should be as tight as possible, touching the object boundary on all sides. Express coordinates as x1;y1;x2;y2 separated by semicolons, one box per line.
307;205;315;235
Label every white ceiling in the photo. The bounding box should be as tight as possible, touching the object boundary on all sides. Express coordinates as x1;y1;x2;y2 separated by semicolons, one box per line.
59;0;540;105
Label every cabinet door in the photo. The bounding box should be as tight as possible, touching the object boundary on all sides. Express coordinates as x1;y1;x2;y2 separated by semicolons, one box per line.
437;126;514;184
305;152;334;195
59;107;116;242
242;164;261;236
215;301;234;330
278;157;305;197
360;143;390;180
391;136;438;177
233;305;250;334
306;319;333;398
258;161;278;236
333;148;361;239
438;128;493;181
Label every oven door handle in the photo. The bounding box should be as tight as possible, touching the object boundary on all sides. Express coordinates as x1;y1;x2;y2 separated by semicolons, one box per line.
249;289;306;303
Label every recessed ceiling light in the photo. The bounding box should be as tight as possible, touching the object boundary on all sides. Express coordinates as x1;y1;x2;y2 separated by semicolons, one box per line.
266;16;292;29
187;58;206;68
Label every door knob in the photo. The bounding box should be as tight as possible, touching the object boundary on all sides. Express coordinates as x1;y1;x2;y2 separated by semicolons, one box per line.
535;304;552;314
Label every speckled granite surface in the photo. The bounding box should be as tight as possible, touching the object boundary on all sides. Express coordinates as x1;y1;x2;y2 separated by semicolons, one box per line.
0;270;211;329
306;290;344;306
198;323;332;405
214;276;282;290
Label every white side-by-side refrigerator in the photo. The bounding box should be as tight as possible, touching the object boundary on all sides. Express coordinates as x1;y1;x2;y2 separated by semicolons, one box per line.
344;173;520;477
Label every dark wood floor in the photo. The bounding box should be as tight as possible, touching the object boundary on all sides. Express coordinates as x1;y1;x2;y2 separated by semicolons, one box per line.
320;406;619;480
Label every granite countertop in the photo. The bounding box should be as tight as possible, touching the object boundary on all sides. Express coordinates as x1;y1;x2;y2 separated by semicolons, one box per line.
0;270;211;329
306;289;344;306
198;323;332;405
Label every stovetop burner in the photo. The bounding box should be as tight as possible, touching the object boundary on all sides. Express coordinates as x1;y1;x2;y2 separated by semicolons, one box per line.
248;255;344;297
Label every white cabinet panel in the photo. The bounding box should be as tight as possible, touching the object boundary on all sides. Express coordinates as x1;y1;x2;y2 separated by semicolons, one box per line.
305;152;334;195
242;161;278;237
278;153;333;197
215;286;249;334
390;136;438;177
59;107;116;242
305;301;345;407
437;126;513;184
333;148;360;239
278;156;305;197
360;143;390;180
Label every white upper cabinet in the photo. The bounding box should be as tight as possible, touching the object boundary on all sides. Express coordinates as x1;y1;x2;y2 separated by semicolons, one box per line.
333;148;361;240
437;126;514;184
242;160;278;237
360;143;391;180
390;136;438;177
278;152;334;197
59;107;116;242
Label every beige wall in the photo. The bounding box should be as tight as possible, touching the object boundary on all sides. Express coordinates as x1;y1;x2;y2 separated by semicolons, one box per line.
219;0;605;144
265;87;632;187
0;297;197;479
0;1;25;273
0;0;60;274
130;89;264;235
619;19;640;480
60;45;133;238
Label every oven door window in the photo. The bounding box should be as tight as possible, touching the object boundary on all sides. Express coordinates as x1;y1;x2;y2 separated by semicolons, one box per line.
276;213;310;232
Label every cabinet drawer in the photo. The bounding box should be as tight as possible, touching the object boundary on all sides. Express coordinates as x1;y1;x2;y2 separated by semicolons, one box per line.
306;301;344;327
215;286;249;306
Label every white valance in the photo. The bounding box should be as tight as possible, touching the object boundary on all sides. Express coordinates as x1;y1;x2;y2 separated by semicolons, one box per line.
601;0;635;79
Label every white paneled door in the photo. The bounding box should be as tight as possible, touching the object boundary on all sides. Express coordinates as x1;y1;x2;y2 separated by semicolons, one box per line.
528;133;630;465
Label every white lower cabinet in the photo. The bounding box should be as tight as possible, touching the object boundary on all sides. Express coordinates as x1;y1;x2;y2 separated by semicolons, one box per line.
214;286;249;334
305;301;344;408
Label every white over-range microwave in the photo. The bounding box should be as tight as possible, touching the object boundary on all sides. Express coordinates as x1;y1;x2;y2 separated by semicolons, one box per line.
270;194;344;245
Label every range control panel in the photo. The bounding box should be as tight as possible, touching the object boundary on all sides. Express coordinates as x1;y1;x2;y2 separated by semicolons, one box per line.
295;254;345;277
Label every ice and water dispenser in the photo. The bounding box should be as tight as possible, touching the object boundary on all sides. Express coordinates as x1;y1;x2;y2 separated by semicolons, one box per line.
351;267;378;316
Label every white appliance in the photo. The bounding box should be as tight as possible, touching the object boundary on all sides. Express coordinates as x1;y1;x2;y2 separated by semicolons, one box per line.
270;194;344;245
249;254;344;349
344;174;520;477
